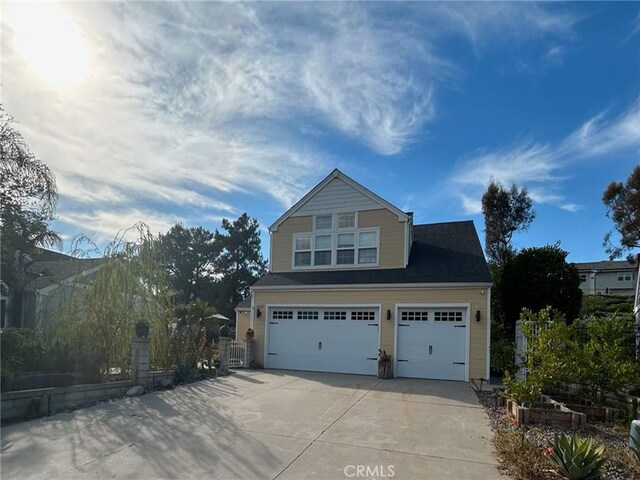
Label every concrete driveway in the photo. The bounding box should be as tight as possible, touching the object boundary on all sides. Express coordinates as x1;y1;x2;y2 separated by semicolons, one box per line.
1;371;501;480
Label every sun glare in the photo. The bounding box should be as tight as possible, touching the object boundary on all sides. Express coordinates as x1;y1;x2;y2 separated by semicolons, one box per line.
9;1;89;87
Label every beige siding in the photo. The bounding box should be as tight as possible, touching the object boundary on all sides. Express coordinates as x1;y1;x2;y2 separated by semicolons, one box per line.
252;286;490;380
358;209;405;269
235;311;250;341
270;216;313;273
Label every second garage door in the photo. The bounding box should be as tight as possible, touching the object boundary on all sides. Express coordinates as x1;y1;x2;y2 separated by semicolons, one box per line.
396;307;468;381
266;306;379;375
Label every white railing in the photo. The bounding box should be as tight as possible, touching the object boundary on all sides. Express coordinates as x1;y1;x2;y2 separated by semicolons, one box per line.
229;339;252;368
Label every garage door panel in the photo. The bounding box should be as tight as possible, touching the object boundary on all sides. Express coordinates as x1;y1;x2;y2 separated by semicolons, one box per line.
397;308;467;381
267;307;379;375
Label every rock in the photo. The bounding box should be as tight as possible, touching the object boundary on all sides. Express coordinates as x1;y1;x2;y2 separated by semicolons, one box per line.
159;378;174;389
126;385;144;397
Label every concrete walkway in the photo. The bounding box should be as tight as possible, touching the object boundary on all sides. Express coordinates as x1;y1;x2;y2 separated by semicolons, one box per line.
1;371;502;480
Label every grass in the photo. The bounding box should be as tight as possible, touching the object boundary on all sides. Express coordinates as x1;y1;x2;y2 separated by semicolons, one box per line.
493;423;557;480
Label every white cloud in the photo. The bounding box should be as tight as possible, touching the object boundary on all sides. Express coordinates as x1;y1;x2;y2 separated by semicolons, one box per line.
2;1;587;239
452;101;640;212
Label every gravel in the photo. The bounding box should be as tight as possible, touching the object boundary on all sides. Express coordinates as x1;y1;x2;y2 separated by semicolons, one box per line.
476;390;638;480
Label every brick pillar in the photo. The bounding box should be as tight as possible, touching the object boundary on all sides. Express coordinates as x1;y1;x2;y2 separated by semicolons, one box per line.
131;338;150;387
219;336;231;375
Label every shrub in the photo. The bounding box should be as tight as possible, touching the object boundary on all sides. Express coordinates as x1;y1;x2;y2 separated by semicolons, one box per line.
520;307;575;391
571;314;639;404
1;328;43;389
548;433;606;480
502;372;542;407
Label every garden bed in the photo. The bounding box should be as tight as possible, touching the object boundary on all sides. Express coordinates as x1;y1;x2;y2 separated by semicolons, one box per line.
506;398;586;429
478;390;640;480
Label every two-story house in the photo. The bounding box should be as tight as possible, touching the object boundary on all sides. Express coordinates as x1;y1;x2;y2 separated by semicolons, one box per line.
235;169;492;383
575;261;637;296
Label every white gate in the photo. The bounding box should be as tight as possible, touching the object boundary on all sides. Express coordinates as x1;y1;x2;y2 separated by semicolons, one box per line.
229;339;252;368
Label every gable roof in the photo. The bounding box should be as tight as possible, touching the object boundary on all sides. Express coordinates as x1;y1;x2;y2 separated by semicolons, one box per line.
269;169;409;232
253;220;491;288
575;260;637;272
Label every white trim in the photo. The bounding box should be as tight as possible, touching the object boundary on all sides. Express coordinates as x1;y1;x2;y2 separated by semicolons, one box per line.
252;282;493;291
486;287;491;381
263;303;382;370
250;291;255;329
37;264;103;295
269;169;409;232
394;303;471;382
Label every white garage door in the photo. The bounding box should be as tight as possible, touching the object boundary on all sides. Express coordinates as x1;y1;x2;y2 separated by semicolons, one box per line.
266;307;379;375
396;308;467;381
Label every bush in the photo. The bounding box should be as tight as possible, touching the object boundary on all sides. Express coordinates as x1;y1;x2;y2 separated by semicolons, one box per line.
1;328;43;389
548;433;606;480
572;314;639;404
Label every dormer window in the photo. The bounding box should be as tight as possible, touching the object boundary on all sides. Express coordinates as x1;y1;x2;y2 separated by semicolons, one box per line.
294;235;312;266
315;215;332;230
338;213;355;229
293;213;379;269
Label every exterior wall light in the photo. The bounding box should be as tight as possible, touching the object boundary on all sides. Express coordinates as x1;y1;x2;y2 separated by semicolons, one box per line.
476;310;481;322
257;308;262;318
387;309;391;320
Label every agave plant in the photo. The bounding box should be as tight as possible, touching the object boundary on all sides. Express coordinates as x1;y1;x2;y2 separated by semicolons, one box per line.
548;433;606;480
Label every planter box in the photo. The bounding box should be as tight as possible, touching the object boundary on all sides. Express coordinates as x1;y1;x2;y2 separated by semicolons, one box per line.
506;398;586;429
563;404;615;423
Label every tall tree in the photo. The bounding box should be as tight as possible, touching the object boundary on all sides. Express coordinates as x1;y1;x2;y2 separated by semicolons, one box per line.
157;224;217;303
500;244;582;333
1;109;61;326
212;213;268;319
603;165;640;261
481;181;535;267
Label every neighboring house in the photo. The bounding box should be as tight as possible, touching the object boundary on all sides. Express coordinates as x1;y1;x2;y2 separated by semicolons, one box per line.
1;248;102;330
575;261;637;296
634;256;640;325
235;169;492;382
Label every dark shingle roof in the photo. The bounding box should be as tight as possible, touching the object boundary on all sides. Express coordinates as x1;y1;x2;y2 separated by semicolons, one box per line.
252;220;491;289
575;261;637;272
236;297;251;309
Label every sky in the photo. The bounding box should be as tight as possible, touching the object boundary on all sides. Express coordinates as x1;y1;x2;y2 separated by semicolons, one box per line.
2;1;639;263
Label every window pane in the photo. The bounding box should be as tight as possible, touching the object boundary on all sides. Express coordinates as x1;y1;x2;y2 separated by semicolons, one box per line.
336;249;354;264
315;215;332;230
315;234;331;249
337;233;354;248
314;250;331;265
359;231;377;247
338;213;355;229
358;247;377;264
294;251;311;266
295;236;311;251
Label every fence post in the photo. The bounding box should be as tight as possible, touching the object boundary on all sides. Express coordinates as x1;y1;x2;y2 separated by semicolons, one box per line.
219;336;231;375
131;337;150;388
244;339;253;367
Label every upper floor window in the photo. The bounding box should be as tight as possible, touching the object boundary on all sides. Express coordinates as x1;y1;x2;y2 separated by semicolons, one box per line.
617;272;632;282
294;235;311;267
315;215;332;230
579;274;587;283
338;213;355;229
293;212;379;268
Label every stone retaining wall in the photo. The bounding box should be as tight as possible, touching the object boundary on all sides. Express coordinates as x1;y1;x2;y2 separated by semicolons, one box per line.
1;370;174;423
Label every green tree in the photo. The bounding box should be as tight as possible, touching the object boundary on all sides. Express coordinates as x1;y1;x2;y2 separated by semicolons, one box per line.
481;180;535;268
157;224;217;303
603;165;640;261
1;109;61;326
501;245;582;333
211;213;267;319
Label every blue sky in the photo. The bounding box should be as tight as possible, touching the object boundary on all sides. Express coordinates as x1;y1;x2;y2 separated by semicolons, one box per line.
3;1;639;262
